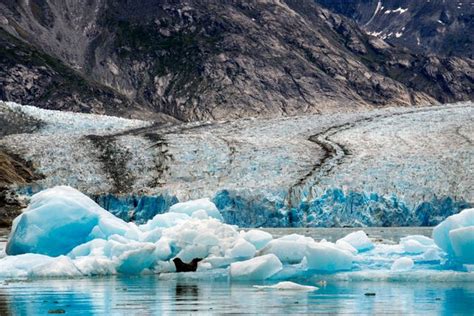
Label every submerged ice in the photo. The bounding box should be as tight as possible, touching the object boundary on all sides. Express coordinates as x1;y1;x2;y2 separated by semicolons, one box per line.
2;186;474;280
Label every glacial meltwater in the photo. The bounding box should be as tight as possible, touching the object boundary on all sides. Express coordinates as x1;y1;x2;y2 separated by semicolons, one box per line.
1;227;473;315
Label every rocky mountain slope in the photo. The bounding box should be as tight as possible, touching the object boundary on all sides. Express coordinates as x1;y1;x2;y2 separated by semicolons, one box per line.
0;0;472;121
315;0;474;57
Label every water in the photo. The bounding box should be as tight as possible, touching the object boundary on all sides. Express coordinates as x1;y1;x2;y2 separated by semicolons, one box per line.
1;227;473;315
1;276;474;315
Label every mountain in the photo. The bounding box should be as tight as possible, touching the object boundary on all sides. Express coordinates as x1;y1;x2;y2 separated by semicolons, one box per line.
315;0;474;57
0;0;472;121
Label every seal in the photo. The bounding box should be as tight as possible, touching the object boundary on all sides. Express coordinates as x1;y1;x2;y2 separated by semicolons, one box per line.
173;258;203;272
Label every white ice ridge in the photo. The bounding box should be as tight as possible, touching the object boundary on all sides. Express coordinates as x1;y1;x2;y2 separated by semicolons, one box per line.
1;187;474;280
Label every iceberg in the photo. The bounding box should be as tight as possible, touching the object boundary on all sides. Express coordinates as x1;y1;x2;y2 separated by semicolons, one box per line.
241;229;273;250
336;230;373;252
432;208;474;263
305;242;353;272
169;198;224;221
230;254;283;280
226;239;256;260
400;235;439;254
260;235;313;264
449;227;474;264
6;186;132;256
391;257;414;271
0;254;80;278
1;186;473;280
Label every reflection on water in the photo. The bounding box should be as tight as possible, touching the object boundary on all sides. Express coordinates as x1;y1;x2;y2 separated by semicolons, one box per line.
1;276;474;315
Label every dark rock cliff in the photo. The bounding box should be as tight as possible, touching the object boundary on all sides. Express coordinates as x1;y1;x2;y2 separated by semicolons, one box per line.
315;0;474;57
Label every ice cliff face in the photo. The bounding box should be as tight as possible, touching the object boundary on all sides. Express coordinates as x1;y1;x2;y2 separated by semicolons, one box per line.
1;101;472;227
0;0;473;121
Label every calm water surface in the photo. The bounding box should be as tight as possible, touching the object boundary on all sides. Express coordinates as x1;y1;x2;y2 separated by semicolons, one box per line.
1;276;474;315
2;227;473;315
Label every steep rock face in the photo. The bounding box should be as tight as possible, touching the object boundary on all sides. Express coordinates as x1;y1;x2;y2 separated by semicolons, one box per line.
0;149;41;227
0;0;473;121
315;0;474;57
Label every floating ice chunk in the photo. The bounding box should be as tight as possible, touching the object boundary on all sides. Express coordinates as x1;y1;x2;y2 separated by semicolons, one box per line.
154;238;173;261
204;256;237;269
160;217;240;263
0;253;81;278
391;257;414;271
449;227;474;264
226;238;256;260
30;256;81;277
230;254;283;280
433;208;474;258
254;281;318;291
72;256;116;276
335;240;358;254
276;234;314;243
0;254;57;278
69;238;157;274
194;232;220;247
175;245;209;262
465;265;474;272
140;228;163;243
140;212;190;230
260;239;309;264
178;228;200;244
6;186;129;256
196;261;213;271
419;248;442;262
305;243;353;272
169;198;223;221
337;231;373;253
115;243;156;274
242;229;273;250
191;209;210;219
68;239;108;258
400;235;438;254
153;260;176;273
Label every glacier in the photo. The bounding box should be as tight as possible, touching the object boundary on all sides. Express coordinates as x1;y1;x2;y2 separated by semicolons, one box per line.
1;186;474;281
14;185;471;228
1;101;472;230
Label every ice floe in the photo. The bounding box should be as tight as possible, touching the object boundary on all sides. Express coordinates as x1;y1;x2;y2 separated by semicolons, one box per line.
253;281;318;291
